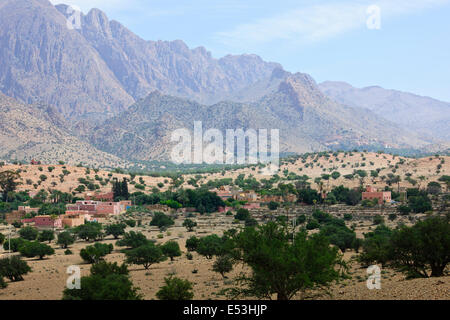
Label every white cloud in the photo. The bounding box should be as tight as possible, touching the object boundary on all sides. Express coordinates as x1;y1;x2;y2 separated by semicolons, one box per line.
216;0;450;47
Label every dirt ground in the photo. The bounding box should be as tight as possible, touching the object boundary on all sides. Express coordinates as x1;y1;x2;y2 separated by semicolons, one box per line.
1;212;448;300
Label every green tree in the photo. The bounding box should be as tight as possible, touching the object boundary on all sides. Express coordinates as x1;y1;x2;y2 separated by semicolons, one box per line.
19;226;39;241
150;212;174;231
185;236;200;252
161;241;182;261
268;201;280;210
0;233;5;245
38;230;55;243
80;243;113;264
19;241;55;260
182;219;197;232
57;231;75;249
229;222;345;300
62;262;141;300
212;255;234;279
105;223;127;239
156;276;194;300
3;237;26;252
0;171;20;202
197;234;224;259
125;243;166;270
0;256;31;281
116;231;149;249
390;216;449;278
234;208;250;221
74;222;103;242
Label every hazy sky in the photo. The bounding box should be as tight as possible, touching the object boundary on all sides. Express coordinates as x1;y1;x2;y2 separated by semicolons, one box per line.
50;0;450;101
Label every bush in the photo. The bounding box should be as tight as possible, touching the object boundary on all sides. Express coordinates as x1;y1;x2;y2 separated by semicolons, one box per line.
0;256;31;281
373;215;385;225
64;249;73;255
343;214;353;221
80;243;113;264
186;252;193;260
268;201;280;210
0;233;5;245
19;226;39;241
19;241;55;259
306;219;320;230
397;205;411;215
124;220;136;228
234;208;250;221
156;276;194;300
296;215;306;225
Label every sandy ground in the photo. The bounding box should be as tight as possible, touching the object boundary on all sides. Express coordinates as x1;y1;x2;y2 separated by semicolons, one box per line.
1;212;448;300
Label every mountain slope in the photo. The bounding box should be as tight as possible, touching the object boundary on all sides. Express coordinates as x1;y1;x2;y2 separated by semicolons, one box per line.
0;93;130;168
318;81;450;140
0;0;281;121
89;73;431;161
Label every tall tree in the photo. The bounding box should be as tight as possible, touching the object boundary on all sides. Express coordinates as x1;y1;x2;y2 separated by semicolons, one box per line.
0;171;20;202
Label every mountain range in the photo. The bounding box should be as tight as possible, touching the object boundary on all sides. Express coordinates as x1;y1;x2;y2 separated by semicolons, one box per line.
0;0;448;167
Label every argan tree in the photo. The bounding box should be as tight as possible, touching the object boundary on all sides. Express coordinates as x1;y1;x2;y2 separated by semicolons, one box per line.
229;222;346;300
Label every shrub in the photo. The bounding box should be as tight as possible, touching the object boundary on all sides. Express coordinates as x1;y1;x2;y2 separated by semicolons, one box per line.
268;201;280;210
64;249;73;255
156;276;194;300
234;208;250;221
373;215;385;225
306;219;320;230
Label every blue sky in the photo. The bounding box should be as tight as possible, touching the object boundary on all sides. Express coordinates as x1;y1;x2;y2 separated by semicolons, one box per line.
50;0;450;101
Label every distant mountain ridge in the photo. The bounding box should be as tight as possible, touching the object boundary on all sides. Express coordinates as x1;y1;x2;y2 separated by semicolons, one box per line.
88;72;432;161
318;81;450;140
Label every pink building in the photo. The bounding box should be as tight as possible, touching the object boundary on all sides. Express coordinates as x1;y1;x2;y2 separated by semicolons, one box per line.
243;202;261;210
23;216;62;229
362;186;392;204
